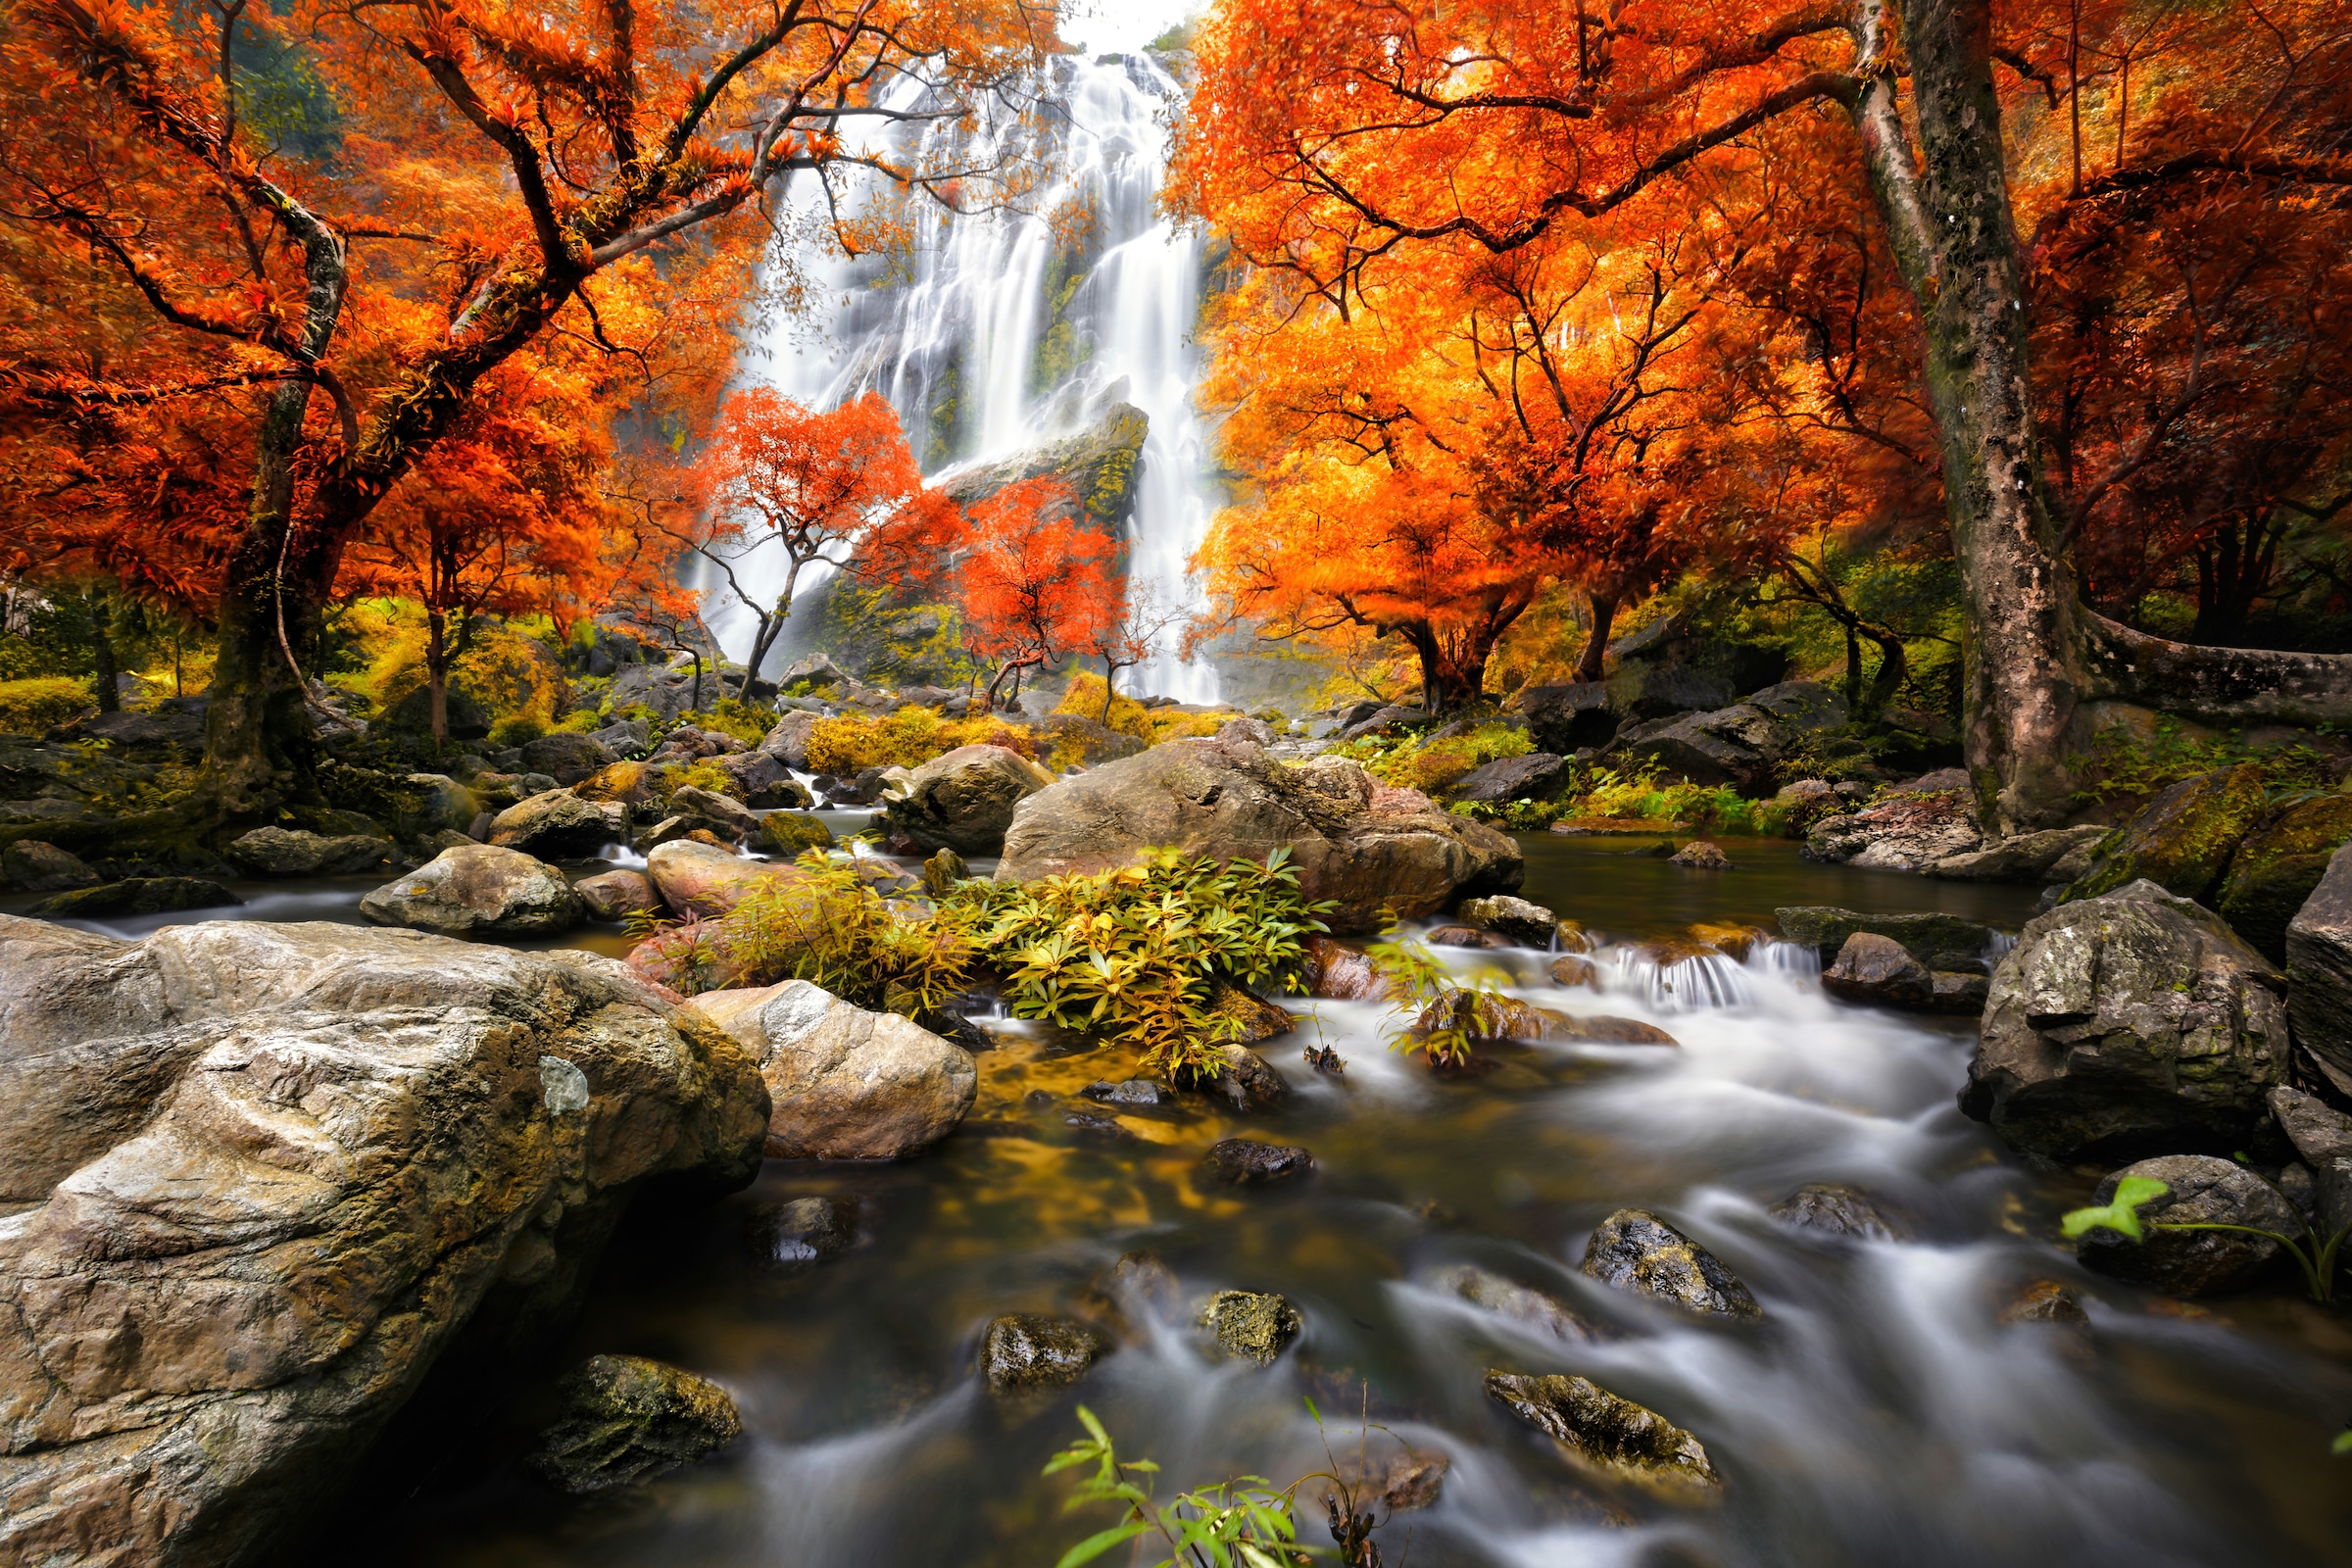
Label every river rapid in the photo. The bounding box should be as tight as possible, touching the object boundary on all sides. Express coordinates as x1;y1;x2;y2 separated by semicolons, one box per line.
19;834;2352;1566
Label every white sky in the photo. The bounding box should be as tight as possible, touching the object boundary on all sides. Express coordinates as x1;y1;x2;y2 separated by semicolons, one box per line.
1059;0;1201;53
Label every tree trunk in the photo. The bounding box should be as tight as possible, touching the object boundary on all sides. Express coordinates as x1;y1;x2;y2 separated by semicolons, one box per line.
87;591;119;714
425;608;450;745
1862;628;1908;716
1575;592;1618;683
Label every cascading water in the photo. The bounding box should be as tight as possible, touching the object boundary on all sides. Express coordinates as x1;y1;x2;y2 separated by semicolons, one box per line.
717;53;1221;703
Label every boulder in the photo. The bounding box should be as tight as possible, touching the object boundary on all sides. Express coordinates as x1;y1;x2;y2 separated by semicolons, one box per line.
383;683;491;738
1804;786;1982;872
2214;793;2352;962
776;653;848;692
574;867;662;922
645;837;795;919
1483;1372;1719;1494
1926;824;2111;884
883;743;1057;856
1615;681;1847;791
62;707;207;750
1667;840;1732;869
0;839;97;892
1775;906;1996;970
758;811;836;858
1339;703;1433;740
1412;992;1676;1047
1580;1209;1762;1318
760;710;824;770
605;662;700;721
1083;1078;1167;1106
1449;752;1571;804
360;844;588;938
1768;1184;1908;1242
1456;895;1561;947
1520;681;1618;755
668;782;761;842
746;1195;859;1266
684;979;975;1160
2063;764;2271;906
996;738;1522;934
31;876;242;918
1200;1138;1314;1185
0;919;764;1564
1549;954;1601;990
1821;932;1935;1009
2076;1153;2299;1296
574;759;664;817
1218;716;1276;746
519;731;614;785
715;749;815;809
1439;1264;1602;1343
2286;843;2352;1097
922;847;968;896
1198;1290;1301;1364
1604;662;1734;721
1428;924;1508;948
979;1314;1104;1391
2268;1086;2352;1239
224;825;393;878
488;788;626;858
1194;1041;1294;1112
587;716;653;757
1932;970;1991;1014
1302;935;1398;1001
1962;881;2288;1161
527;1354;742;1494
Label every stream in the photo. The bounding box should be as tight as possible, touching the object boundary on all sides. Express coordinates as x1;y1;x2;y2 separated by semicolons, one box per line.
19;836;2352;1566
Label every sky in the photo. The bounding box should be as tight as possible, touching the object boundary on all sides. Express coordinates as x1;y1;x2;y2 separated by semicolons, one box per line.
1058;0;1200;53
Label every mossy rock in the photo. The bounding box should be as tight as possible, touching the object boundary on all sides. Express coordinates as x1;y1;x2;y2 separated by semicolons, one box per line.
2215;791;2352;961
2063;763;2268;905
757;811;835;857
527;1354;741;1494
1198;1290;1301;1364
33;877;242;917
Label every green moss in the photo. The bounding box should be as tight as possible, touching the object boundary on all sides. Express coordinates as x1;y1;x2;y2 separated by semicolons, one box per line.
2065;762;2271;905
0;676;95;733
2215;791;2352;960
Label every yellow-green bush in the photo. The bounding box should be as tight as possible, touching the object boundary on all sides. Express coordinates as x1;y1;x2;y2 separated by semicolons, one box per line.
805;706;1038;774
359;602;572;733
683;698;777;748
1054;672;1234;745
1337;721;1533;793
0;676;95;733
664;759;739;799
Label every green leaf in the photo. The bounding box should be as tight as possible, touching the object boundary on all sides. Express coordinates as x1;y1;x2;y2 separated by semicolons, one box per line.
2334;1429;2352;1457
1054;1519;1153;1568
2062;1176;2172;1242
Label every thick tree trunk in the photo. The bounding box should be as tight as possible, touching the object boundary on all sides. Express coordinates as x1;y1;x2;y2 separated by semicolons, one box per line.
1575;592;1618;683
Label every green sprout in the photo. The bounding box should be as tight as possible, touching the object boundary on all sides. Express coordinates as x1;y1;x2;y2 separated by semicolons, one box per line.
2063;1179;2351;1305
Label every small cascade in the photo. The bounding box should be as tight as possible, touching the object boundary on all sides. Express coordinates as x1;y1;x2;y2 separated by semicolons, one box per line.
1604;944;1761;1010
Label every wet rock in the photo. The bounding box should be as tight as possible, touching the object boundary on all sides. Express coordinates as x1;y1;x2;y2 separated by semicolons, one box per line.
1580;1209;1762;1318
1082;1078;1166;1106
1302;935;1396;1002
360;844;588;937
1614;681;1847;793
2268;1086;2352;1238
528;1354;743;1494
1326;1449;1450;1516
1774;906;1996;970
1193;1042;1295;1112
225;825;393;877
2063;763;2269;906
685;979;976;1161
1962;881;2287;1162
2077;1154;2298;1296
980;1313;1105;1391
1457;894;1561;946
519;731;614;786
1769;1184;1908;1243
881;743;1056;857
1932;970;1990;1014
1998;1279;2090;1325
1083;1250;1183;1332
0;839;97;892
575;867;661;921
31;876;242;918
1200;1138;1315;1185
668;782;761;842
1199;1290;1302;1363
1439;1264;1602;1343
1821;932;1935;1008
1414;993;1676;1047
1667;840;1732;870
1483;1371;1719;1494
996;739;1522;934
0;920;765;1561
645;837;797;919
1204;980;1296;1046
2284;843;2352;1097
745;1195;859;1266
1549;954;1601;990
1449;752;1571;804
1426;923;1509;948
1927;824;2111;884
757;810;836;858
488;787;627;858
2215;794;2352;961
1065;1109;1140;1141
1804;784;1983;872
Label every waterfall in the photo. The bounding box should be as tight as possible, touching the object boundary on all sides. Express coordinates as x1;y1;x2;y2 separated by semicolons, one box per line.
720;53;1221;704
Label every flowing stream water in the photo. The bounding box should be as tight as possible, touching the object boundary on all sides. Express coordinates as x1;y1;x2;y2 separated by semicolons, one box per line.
50;840;2346;1566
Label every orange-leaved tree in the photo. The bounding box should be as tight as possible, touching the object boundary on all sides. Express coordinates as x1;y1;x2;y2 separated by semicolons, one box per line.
949;476;1117;709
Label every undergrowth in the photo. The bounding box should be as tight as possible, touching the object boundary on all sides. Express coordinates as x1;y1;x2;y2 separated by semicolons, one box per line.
1326;719;1530;793
1055;673;1234;745
1451;760;1797;836
2073;719;2345;810
805;706;1039;773
0;675;95;732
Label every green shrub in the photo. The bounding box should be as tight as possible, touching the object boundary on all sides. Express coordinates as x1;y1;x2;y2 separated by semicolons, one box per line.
683;698;777;748
489;713;546;748
552;707;606;734
0;676;95;733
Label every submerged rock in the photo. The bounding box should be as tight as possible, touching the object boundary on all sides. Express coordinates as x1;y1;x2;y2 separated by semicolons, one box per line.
224;824;392;877
1820;932;1934;1009
528;1354;743;1494
2062;763;2269;906
30;875;242;917
1083;1078;1166;1106
1768;1184;1909;1243
1962;881;2287;1162
1439;1264;1603;1343
745;1195;859;1267
996;738;1522;933
1580;1209;1763;1318
1667;840;1733;870
1200;1137;1315;1185
1999;1279;2091;1325
686;979;976;1161
1483;1371;1719;1494
980;1313;1105;1391
360;844;588;937
2076;1154;2298;1297
1199;1290;1302;1363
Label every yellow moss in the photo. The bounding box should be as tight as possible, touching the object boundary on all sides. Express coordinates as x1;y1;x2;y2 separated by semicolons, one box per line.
0;676;95;732
1055;672;1235;747
804;707;1039;774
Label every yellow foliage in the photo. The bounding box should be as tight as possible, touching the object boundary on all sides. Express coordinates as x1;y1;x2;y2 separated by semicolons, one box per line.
804;707;1039;774
1055;672;1236;746
363;602;570;728
0;676;95;732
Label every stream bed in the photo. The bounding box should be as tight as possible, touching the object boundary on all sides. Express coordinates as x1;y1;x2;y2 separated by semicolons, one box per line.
27;835;2352;1566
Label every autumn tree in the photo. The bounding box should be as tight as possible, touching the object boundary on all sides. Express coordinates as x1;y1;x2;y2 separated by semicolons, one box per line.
1176;0;2352;831
0;0;1049;823
948;476;1116;709
686;388;958;681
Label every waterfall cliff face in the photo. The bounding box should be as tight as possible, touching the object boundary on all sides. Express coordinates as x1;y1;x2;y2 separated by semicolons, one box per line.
725;52;1221;704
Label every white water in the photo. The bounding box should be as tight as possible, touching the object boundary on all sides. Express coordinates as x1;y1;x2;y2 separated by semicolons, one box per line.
721;54;1222;703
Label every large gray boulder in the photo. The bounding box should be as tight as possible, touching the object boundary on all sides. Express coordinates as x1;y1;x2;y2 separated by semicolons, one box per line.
2077;1153;2299;1296
1520;681;1617;755
360;844;588;937
685;979;975;1160
1615;681;1848;791
401;773;482;836
2284;842;2352;1096
1961;881;2289;1161
487;788;627;858
1926;824;2110;884
224;825;393;878
2062;763;2269;905
0;839;98;893
760;710;824;770
1448;752;1570;804
996;737;1521;933
0;918;765;1567
883;743;1057;856
519;731;615;785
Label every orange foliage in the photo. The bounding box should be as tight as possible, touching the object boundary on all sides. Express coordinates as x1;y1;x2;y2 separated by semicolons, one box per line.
949;478;1118;708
